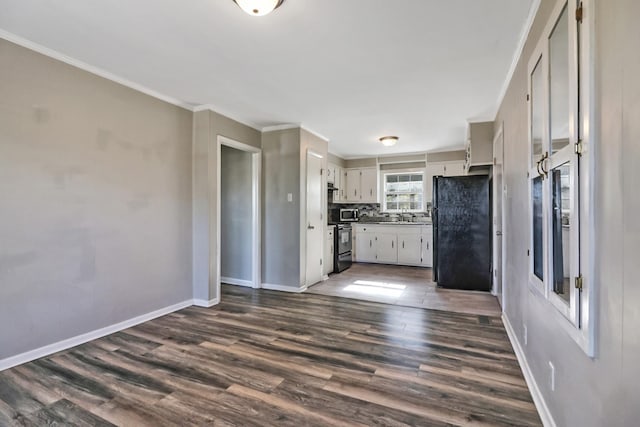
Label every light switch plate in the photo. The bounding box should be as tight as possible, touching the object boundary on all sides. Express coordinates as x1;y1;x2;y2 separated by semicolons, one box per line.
287;193;293;202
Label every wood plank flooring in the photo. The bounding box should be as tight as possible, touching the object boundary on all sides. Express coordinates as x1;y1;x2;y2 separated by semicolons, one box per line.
0;285;540;426
309;263;501;317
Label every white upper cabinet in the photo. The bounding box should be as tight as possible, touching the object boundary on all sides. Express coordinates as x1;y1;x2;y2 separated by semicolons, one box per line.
345;169;361;202
344;167;378;203
443;162;466;177
464;122;494;173
360;168;378;203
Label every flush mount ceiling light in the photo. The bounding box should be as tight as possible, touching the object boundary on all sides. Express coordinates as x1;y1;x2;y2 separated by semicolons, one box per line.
233;0;285;16
379;136;399;147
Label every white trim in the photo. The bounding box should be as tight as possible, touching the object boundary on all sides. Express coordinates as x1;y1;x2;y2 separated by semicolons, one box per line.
220;276;255;288
261;283;308;293
216;136;263;304
0;299;193;372
262;124;301;133
194;105;262;131
502;314;556;427
193;298;220;308
300;126;330;143
0;29;193;111
495;0;542;113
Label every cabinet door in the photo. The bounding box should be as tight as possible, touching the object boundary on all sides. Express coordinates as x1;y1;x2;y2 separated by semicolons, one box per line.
421;232;433;267
397;233;422;265
355;233;376;262
333;166;341;201
325;233;334;274
346;169;361;202
376;233;398;264
443;162;466;177
360;168;378;203
327;163;335;185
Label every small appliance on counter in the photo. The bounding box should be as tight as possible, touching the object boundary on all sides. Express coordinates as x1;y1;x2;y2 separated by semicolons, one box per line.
339;208;359;222
333;223;353;273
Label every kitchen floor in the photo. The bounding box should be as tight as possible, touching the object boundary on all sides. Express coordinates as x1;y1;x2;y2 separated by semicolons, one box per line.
308;263;501;317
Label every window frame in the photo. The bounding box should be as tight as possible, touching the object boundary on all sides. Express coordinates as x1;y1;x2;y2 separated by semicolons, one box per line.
380;168;427;213
526;0;596;356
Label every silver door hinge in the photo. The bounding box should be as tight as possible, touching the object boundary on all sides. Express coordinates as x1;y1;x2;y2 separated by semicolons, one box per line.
320;168;324;176
575;275;583;290
575;140;583;156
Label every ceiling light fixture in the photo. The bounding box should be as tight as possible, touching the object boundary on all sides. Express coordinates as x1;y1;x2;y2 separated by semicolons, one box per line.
379;136;399;147
233;0;285;16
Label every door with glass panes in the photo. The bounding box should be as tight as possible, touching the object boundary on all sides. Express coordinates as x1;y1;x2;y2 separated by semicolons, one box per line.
528;1;581;326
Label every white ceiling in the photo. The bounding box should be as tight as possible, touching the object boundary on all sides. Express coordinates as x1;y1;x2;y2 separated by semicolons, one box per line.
0;0;534;158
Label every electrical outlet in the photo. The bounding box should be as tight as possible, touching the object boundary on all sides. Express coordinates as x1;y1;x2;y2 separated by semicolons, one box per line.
287;193;293;202
523;324;528;346
548;362;556;391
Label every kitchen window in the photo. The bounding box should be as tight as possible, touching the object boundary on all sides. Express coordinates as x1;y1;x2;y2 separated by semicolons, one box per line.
383;172;425;212
526;0;595;356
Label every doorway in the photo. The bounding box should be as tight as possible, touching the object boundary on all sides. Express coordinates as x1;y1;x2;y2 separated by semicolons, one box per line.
217;136;261;296
492;124;505;308
305;150;324;287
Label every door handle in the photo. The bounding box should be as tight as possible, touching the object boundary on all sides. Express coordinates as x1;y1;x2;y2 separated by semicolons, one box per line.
392;241;394;249
308;225;315;230
369;240;372;247
402;241;405;249
496;231;503;236
370;189;373;196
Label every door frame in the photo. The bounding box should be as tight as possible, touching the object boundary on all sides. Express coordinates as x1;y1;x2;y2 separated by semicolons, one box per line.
216;135;262;298
492;124;507;311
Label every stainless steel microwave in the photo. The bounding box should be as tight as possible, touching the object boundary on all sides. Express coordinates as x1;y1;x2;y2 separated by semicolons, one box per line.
339;208;359;222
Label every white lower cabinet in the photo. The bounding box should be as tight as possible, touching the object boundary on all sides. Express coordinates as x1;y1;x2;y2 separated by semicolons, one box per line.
325;227;335;276
376;233;398;264
353;224;433;267
397;233;422;265
355;231;376;263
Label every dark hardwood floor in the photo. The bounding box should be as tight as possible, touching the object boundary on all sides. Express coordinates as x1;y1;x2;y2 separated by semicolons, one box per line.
0;285;541;426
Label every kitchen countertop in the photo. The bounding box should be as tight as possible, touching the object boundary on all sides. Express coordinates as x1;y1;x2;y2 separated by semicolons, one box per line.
355;221;432;226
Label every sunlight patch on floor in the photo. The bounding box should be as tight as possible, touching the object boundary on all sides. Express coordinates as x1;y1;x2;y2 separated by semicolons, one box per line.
343;280;407;297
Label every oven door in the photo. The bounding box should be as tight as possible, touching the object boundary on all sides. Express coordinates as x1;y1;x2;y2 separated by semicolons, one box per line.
335;251;352;273
336;227;352;254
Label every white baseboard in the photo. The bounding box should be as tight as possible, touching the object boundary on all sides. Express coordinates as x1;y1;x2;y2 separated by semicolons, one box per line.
261;283;307;293
502;314;556;427
0;299;193;372
193;297;220;308
220;277;254;288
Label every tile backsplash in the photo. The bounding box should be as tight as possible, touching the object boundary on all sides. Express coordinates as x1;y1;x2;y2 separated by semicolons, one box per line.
328;202;432;223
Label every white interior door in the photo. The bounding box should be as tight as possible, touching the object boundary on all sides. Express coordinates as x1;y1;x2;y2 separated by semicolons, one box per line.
306;151;323;286
493;127;504;306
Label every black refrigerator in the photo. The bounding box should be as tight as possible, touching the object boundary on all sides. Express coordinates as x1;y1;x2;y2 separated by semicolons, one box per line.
433;175;492;291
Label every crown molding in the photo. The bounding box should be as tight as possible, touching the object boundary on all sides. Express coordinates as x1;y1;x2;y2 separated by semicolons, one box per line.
192;104;263;131
0;29;194;111
495;0;542;115
261;123;301;132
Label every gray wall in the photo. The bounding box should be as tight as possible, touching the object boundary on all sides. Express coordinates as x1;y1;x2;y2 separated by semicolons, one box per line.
344;157;377;168
261;128;301;287
426;150;466;163
299;129;328;286
495;0;640;425
0;39;193;359
220;146;252;282
192;110;260;302
327;153;345;167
